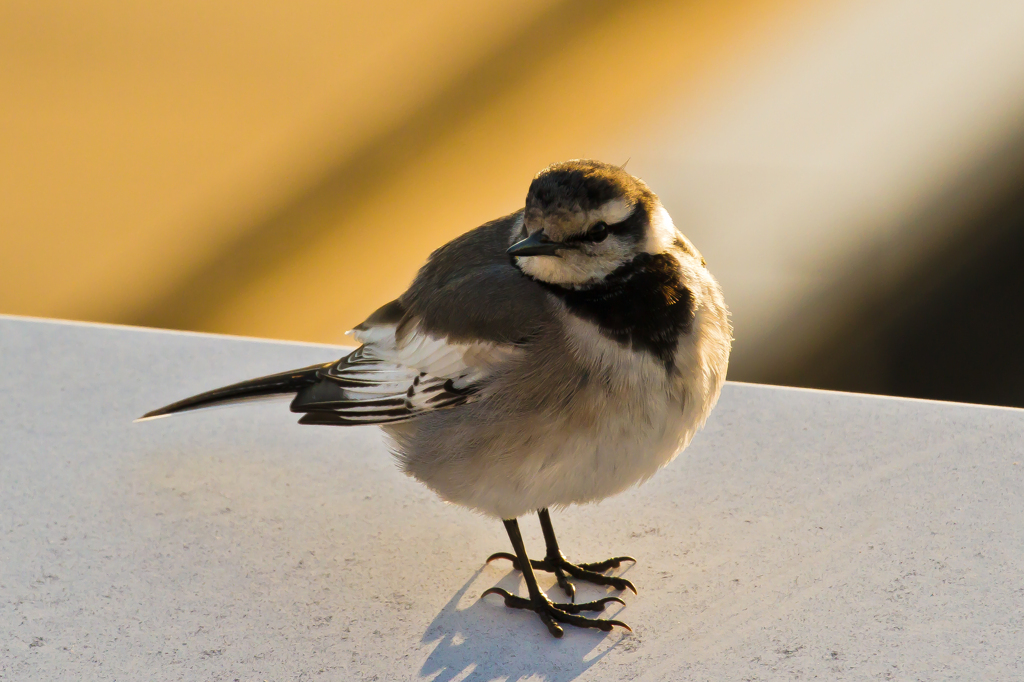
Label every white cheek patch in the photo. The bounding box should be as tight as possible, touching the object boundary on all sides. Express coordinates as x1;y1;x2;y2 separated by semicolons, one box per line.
516;255;582;285
516;250;625;286
593;198;633;225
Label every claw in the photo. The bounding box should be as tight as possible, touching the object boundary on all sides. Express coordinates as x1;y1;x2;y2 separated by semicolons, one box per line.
486;552;520;565
602;619;632;633
481;586;516;602
617;578;638;595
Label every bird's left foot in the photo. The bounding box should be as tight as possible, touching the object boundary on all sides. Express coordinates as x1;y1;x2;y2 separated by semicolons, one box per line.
480;587;630;637
487;551;637;601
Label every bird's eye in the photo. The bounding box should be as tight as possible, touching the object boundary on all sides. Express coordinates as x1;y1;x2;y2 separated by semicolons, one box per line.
587;221;608;242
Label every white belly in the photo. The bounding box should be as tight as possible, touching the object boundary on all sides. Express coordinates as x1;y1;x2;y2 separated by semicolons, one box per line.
451;311;720;518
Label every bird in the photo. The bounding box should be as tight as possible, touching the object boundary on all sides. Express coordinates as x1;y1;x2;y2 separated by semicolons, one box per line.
138;159;732;637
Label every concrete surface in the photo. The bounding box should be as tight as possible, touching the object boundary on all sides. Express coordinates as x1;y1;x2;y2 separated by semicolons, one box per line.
1;315;1022;681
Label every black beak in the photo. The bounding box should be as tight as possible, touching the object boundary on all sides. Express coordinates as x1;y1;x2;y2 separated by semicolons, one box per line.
507;231;567;257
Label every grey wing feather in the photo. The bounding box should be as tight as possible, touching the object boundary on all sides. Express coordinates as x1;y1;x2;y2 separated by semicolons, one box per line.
291;210;551;427
397;210;549;344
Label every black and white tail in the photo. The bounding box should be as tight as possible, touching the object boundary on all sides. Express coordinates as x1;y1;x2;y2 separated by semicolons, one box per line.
137;363;329;421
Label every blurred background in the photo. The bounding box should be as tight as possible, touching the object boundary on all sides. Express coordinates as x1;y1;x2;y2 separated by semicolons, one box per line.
3;0;1024;407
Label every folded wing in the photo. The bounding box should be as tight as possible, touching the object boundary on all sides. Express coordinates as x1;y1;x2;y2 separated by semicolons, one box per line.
290;211;549;426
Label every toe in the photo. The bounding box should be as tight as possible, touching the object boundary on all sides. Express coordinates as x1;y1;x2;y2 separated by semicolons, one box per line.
579;555;637;572
551;596;625;614
539;611;564;638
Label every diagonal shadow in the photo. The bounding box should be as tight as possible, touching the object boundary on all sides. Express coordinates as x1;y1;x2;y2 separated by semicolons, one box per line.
418;567;628;682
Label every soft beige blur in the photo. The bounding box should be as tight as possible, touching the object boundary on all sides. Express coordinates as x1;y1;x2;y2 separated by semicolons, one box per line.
0;0;821;334
4;0;1024;381
0;0;556;323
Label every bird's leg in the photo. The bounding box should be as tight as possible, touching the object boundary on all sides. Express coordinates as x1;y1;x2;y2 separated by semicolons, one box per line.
481;518;630;638
487;508;637;600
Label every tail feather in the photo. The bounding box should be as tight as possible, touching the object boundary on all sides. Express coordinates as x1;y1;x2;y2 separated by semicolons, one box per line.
138;363;330;421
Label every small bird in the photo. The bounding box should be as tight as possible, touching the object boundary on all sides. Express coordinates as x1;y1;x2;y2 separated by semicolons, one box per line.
139;159;732;637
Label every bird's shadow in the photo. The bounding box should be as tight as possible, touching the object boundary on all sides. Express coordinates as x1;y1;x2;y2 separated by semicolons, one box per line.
418;567;629;682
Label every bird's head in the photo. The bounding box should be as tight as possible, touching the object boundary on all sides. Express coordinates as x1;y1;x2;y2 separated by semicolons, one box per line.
509;159;684;287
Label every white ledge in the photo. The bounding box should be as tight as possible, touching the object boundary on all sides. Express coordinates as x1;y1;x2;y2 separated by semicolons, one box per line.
2;315;1022;680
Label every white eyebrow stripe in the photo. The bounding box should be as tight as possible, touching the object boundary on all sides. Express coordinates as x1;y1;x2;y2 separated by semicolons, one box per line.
593;197;634;225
